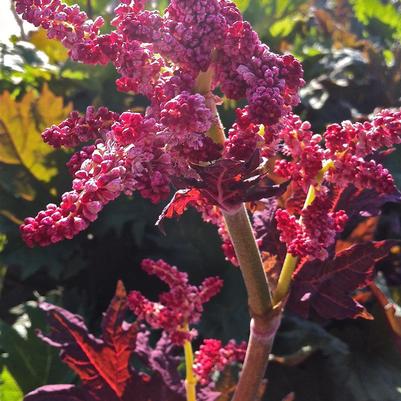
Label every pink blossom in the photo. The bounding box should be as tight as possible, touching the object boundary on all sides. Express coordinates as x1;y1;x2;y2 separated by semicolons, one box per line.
128;259;223;344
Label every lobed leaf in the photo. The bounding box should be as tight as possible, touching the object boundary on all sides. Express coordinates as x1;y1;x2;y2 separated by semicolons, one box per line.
24;282;187;401
289;241;397;319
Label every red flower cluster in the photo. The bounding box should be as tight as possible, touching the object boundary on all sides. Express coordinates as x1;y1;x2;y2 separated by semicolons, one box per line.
269;110;401;260
128;259;223;344
194;339;247;385
16;0;401;265
275;192;348;260
42;106;118;148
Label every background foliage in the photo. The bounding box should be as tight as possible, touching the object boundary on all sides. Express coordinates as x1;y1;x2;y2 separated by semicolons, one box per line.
1;1;401;400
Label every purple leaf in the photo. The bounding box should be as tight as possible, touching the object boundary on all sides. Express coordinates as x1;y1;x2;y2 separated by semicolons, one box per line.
289;241;397;319
252;198;286;263
24;385;95;401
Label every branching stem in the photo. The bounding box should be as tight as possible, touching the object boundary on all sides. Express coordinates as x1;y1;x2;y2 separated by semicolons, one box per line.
274;161;334;304
195;66;282;401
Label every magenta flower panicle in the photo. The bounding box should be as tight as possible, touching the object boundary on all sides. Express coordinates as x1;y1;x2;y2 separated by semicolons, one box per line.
128;259;223;344
194;338;247;385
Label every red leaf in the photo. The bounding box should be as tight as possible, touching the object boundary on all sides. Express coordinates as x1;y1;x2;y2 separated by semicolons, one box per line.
289;241;397;319
156;188;207;227
33;282;186;401
38;281;137;399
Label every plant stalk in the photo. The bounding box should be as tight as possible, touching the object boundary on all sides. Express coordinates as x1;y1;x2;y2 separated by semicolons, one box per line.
223;206;282;401
183;323;197;401
196;66;282;401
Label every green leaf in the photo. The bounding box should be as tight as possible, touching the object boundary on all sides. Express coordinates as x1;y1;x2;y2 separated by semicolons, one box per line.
0;367;23;401
234;0;250;12
0;301;73;394
269;16;298;37
352;0;401;39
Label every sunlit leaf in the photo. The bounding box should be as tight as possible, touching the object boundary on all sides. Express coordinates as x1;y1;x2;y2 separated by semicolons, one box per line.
24;282;187;401
0;85;72;182
352;0;401;40
0;367;23;401
29;29;68;64
233;0;249;12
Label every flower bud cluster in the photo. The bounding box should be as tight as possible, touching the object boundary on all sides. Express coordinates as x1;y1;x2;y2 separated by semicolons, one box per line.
224;108;263;161
273;114;324;190
194;339;247;385
215;18;304;125
128;259;223;344
275;192;348;260
323;109;401;194
15;0;109;64
15;0;401;265
21;139;129;246
42;106;118;148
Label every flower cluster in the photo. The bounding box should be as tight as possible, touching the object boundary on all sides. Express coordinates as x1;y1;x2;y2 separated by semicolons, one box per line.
194;339;247;385
269;110;401;260
16;0;305;247
15;0;109;64
42;106;118;148
324;109;401;194
273;113;324;190
15;0;401;265
21;138;129;247
275;192;348;260
128;259;223;344
214;18;304;125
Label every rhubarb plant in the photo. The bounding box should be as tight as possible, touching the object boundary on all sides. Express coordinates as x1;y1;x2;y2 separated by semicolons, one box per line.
13;0;401;400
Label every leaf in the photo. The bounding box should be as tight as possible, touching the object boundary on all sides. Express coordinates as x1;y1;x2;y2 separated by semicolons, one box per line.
156;188;207;227
37;281;137;399
29;29;68;64
333;185;401;219
336;217;379;253
233;0;249;12
175;152;288;213
0;165;36;201
252;198;286;263
289;241;397;319
269;16;298;38
313;9;365;50
0;301;71;395
0;367;23;401
352;0;401;39
268;312;401;401
27;282;186;401
24;385;95;401
0;85;72;182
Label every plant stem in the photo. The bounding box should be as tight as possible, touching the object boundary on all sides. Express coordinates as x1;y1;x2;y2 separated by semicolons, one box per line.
223;206;273;315
196;66;282;401
223;206;282;401
183;323;197;401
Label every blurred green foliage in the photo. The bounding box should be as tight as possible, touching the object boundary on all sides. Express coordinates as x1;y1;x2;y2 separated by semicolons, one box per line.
0;1;401;400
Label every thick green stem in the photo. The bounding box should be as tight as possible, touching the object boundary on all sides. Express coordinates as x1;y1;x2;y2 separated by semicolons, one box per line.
223;206;282;401
223;206;273;316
